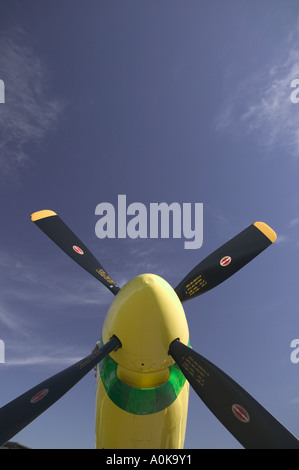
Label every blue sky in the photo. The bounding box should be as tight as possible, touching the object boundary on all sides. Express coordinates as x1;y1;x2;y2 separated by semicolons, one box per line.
0;0;299;449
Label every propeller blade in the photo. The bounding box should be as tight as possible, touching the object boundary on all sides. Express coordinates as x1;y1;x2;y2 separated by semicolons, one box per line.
169;339;299;449
0;336;121;447
175;222;276;302
31;210;120;295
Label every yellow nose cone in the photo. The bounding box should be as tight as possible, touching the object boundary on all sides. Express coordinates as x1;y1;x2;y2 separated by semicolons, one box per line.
102;274;189;373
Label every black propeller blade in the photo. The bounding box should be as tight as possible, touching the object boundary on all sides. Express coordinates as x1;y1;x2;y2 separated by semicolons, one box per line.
175;222;276;302
169;339;299;449
31;210;120;295
0;336;121;447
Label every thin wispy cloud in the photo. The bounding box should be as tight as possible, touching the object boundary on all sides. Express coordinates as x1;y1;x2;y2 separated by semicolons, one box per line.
289;396;299;405
0;247;111;308
0;28;63;172
271;215;299;248
289;217;299;228
0;248;110;367
5;340;83;368
0;303;29;332
0;302;81;369
216;22;299;157
276;234;290;245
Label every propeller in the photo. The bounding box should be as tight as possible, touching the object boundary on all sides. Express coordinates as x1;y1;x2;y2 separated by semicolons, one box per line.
169;339;299;449
3;212;294;448
0;335;121;447
175;222;277;302
31;210;120;295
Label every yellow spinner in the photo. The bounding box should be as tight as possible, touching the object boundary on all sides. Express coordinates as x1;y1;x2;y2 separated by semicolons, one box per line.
95;273;190;449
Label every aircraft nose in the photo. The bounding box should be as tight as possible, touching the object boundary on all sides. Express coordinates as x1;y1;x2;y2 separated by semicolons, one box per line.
101;273;189;373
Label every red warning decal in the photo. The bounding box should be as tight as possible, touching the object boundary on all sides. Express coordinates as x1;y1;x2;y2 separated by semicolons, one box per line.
73;245;84;255
30;388;49;404
220;256;231;267
232;404;250;423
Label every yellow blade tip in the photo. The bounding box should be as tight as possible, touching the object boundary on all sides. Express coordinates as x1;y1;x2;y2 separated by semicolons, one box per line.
31;210;57;222
254;221;277;243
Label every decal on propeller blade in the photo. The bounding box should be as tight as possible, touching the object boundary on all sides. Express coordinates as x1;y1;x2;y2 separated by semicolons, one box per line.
232;404;250;423
95;268;117;286
73;245;84;255
185;275;208;297
30;388;49;404
220;256;231;267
